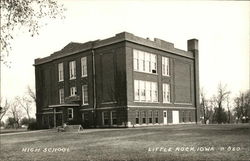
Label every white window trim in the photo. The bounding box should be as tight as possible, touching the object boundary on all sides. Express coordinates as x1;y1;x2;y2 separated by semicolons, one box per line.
70;87;77;96
163;83;171;103
133;49;158;74
162;57;170;77
68;108;73;120
58;63;64;82
81;57;87;77
59;89;64;104
69;61;76;80
134;80;158;103
82;85;88;105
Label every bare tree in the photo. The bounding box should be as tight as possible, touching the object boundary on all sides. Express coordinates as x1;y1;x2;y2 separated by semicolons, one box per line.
16;96;32;121
1;0;65;64
200;89;213;124
0;98;10;123
27;85;36;103
212;83;231;124
9;101;22;128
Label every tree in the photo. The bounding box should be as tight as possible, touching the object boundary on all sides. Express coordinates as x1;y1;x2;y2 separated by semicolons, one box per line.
200;89;213;124
233;90;250;123
212;83;230;124
16;96;32;121
0;98;10;123
8;101;22;128
0;0;65;64
27;85;36;103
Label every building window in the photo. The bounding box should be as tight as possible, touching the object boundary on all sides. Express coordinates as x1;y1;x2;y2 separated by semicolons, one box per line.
111;111;117;125
148;111;153;123
69;61;76;79
182;111;185;122
58;63;64;81
68;108;73;120
135;111;139;124
134;80;158;102
141;111;146;124
82;85;88;105
155;111;159;123
81;57;87;77
59;88;64;104
162;57;170;76
163;83;170;103
189;111;192;122
134;80;140;101
82;113;88;122
102;111;109;125
133;49;157;74
70;87;77;96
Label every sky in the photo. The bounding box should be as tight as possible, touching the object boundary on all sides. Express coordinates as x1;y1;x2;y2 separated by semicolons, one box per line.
1;1;249;118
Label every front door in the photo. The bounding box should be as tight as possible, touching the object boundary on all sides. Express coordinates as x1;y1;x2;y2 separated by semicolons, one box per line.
163;110;168;124
172;110;179;124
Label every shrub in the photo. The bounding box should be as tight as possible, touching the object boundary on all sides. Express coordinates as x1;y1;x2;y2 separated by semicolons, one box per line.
28;122;39;130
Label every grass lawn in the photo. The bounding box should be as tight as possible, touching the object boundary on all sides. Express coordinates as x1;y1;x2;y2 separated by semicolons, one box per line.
0;124;250;161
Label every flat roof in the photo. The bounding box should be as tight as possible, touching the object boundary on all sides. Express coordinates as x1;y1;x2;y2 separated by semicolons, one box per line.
34;32;194;65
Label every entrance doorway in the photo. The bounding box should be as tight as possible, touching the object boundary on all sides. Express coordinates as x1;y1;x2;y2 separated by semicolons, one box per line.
163;110;168;124
172;110;179;124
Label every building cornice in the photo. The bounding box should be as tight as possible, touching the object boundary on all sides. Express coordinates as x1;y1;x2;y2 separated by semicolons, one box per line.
34;32;195;66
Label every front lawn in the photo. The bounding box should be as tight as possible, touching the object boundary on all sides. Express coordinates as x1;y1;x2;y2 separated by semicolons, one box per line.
0;124;249;161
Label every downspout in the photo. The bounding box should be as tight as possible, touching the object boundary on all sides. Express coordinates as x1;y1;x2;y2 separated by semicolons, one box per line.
91;44;97;128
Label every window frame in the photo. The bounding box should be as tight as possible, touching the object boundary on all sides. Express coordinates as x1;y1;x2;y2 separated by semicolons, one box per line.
69;60;76;80
81;57;87;77
70;86;77;96
58;63;64;82
133;49;157;74
59;88;64;104
162;56;170;76
134;80;158;103
82;85;88;105
163;83;171;103
68;108;73;120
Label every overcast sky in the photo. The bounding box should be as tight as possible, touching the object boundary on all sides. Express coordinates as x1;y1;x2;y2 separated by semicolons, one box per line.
1;1;249;117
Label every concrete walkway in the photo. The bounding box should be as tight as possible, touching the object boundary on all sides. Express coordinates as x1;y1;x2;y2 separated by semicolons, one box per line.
0;129;50;136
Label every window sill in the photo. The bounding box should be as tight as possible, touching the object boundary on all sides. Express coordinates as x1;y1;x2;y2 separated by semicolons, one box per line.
82;104;89;106
134;101;159;103
81;75;87;78
133;70;158;75
162;74;170;77
69;78;76;80
58;80;64;82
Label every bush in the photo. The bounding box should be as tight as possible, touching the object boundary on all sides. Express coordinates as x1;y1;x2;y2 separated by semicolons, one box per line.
28;122;39;130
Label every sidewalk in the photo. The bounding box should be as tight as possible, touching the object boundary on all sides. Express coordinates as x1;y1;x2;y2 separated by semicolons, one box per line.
0;129;50;136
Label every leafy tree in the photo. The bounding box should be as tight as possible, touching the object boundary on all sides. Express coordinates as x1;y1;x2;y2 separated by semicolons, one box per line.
212;83;230;124
0;0;65;64
6;117;16;128
234;90;250;123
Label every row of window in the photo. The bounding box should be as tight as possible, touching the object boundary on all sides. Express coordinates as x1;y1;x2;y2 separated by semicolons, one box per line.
58;57;87;82
135;111;159;124
103;111;117;125
133;49;170;76
134;80;170;103
58;49;169;82
59;85;88;105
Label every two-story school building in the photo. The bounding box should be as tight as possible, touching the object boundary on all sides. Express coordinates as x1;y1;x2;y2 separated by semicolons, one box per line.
34;32;200;128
